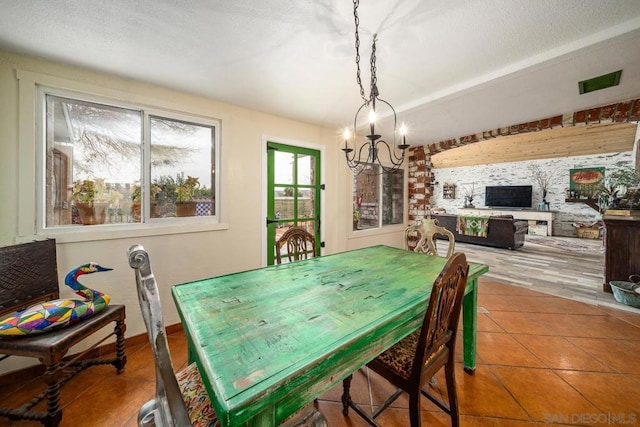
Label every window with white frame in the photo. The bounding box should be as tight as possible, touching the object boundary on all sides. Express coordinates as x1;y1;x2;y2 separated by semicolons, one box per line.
42;91;219;229
352;166;404;231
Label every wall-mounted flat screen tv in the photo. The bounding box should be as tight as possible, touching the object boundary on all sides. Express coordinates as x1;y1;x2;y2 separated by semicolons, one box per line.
484;185;532;208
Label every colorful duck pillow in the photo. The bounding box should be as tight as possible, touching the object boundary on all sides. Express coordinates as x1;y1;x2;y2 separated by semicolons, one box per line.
0;262;112;336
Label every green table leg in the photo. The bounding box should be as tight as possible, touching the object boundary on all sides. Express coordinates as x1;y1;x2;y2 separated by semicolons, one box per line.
462;278;478;375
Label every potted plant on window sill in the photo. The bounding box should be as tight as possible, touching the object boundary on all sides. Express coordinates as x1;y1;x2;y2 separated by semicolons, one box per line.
71;179;109;225
175;175;200;217
131;184;163;220
353;194;363;230
353;209;361;230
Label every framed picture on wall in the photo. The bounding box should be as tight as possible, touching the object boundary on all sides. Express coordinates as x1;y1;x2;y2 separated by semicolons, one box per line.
569;167;605;198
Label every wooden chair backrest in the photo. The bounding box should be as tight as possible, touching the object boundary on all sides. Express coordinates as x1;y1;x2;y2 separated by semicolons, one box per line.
128;244;192;426
412;252;469;382
275;227;317;264
0;239;59;317
404;218;455;258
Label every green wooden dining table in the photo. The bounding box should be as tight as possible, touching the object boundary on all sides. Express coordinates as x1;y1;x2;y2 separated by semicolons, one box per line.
172;245;488;426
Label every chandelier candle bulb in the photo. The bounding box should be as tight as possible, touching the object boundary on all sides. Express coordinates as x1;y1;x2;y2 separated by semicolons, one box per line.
343;128;353;153
399;123;409;149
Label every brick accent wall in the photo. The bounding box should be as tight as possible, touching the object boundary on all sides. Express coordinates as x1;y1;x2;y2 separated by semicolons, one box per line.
407;146;429;225
424;98;640;155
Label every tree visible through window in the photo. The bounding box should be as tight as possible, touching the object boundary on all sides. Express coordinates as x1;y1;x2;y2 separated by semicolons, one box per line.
44;93;218;228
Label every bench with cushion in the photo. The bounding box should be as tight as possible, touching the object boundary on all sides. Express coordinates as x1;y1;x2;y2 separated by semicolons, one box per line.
431;213;528;250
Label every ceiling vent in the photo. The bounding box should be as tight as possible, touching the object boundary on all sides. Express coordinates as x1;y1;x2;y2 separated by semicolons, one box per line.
579;70;622;94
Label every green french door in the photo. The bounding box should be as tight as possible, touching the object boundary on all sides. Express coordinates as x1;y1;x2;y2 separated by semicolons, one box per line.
267;142;321;265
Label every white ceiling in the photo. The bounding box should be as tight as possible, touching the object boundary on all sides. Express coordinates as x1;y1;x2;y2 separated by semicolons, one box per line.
1;0;639;146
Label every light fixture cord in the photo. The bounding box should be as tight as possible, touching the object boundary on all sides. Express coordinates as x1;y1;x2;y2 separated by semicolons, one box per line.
353;0;369;105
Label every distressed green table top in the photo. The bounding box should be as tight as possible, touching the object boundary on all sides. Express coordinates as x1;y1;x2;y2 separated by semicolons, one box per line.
172;245;488;426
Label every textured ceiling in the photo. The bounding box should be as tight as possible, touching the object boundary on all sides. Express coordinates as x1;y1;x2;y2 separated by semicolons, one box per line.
0;0;639;145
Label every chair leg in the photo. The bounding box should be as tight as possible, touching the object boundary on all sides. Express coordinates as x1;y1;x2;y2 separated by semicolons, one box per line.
342;374;380;427
114;317;127;373
444;360;460;427
408;391;422;427
43;363;63;427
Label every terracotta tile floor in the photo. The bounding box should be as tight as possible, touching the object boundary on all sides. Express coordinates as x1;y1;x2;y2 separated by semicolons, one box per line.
2;278;640;426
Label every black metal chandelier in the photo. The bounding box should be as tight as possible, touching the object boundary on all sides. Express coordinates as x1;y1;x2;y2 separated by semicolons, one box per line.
342;0;409;174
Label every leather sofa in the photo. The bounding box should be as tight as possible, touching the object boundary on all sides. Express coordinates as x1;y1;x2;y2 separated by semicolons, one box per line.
431;213;528;250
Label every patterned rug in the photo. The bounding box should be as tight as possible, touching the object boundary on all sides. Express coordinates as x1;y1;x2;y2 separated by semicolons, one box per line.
525;235;605;254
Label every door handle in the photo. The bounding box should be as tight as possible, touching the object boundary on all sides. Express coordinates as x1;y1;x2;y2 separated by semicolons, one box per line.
266;218;279;226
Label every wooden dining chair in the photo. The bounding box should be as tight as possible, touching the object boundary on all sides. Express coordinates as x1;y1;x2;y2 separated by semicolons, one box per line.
404;218;455;258
0;239;126;427
341;252;469;427
275;227;317;264
128;244;217;427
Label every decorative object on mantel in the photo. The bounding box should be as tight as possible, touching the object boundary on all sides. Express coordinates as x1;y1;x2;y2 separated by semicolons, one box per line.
530;165;560;211
341;0;409;175
442;183;456;199
462;183;476;208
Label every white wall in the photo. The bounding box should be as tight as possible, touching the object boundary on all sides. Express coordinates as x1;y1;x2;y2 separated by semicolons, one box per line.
431;152;634;236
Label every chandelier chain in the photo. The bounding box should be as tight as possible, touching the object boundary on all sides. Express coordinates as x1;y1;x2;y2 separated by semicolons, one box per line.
370;35;377;98
353;0;368;104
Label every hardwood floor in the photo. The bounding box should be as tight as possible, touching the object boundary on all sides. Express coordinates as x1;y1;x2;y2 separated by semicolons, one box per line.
1;236;639;426
455;234;635;312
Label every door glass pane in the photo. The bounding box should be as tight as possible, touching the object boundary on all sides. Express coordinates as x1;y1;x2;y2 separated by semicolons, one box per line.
297;154;315;185
274;151;295;185
297;220;316;235
274;221;295;262
298;188;314;218
274;186;295;221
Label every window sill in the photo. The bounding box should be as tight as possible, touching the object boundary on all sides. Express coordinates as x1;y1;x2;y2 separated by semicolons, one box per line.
350;223;406;238
30;220;229;244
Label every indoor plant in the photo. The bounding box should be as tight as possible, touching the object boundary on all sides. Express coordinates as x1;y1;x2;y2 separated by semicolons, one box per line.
71;178;109;225
530;165;560;210
596;167;640;211
353;194;362;230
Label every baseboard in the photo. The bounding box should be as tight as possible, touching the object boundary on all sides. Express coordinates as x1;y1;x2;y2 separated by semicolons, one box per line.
0;323;184;387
